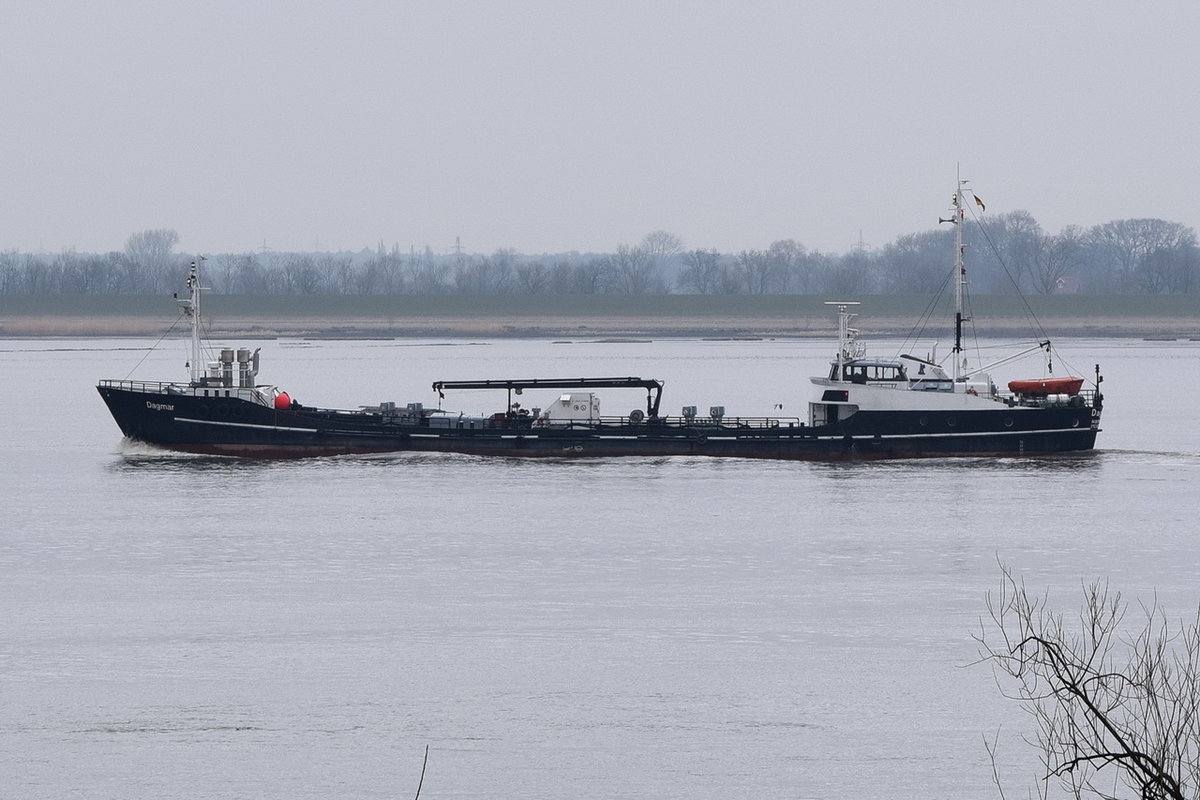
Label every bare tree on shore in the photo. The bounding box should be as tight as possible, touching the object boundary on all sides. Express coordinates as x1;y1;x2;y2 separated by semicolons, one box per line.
122;228;181;294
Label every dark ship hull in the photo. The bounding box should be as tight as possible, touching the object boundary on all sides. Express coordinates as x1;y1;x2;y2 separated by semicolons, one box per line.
97;381;1100;460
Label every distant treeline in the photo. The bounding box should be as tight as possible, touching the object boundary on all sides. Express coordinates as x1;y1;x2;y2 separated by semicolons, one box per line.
2;215;1197;297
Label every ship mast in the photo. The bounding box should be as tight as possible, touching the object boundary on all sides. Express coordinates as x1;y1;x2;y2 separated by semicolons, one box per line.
179;258;205;385
824;300;863;378
949;170;969;384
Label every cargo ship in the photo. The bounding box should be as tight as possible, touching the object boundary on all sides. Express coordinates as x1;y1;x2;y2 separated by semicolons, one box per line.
97;184;1103;460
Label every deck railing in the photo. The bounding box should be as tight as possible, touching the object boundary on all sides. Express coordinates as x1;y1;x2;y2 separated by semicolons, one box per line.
1000;387;1099;408
97;379;177;394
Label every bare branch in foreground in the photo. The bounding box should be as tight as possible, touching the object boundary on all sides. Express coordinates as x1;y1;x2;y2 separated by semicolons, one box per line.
976;565;1200;800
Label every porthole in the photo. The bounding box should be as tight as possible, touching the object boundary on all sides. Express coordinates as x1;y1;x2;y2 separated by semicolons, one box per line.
1004;417;1014;428
919;417;929;427
946;417;957;428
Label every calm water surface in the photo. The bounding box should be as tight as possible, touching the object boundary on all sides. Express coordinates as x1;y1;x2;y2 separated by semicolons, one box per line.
1;335;1197;799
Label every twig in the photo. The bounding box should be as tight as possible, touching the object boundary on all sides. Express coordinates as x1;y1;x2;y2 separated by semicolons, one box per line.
983;729;1008;800
414;745;429;800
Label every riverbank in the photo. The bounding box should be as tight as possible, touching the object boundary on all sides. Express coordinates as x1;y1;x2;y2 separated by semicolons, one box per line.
4;294;1200;338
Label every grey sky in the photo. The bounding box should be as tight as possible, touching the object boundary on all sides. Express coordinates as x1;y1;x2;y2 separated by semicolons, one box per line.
3;1;1196;257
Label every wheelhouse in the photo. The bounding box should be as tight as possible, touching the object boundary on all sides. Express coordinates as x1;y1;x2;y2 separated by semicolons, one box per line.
829;360;908;385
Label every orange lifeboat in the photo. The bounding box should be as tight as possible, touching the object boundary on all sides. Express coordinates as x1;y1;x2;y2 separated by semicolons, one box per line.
1007;377;1084;397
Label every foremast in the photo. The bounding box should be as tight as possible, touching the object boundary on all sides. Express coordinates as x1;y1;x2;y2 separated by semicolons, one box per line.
177;257;206;385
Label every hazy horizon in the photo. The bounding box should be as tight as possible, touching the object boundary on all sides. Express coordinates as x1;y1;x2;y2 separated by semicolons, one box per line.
4;1;1197;257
